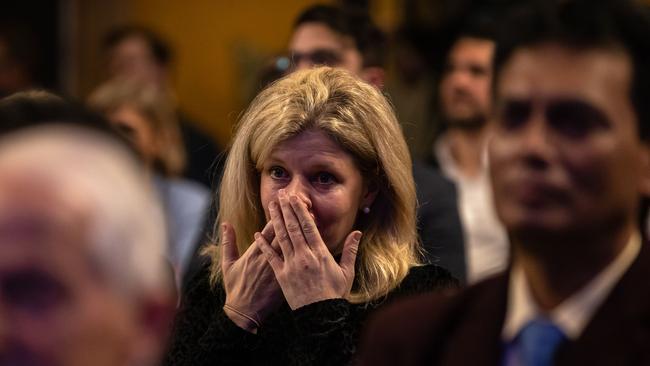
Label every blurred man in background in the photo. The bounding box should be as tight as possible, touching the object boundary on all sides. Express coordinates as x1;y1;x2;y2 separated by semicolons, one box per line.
103;26;223;187
0;125;175;365
431;15;508;283
288;4;386;89
360;1;650;364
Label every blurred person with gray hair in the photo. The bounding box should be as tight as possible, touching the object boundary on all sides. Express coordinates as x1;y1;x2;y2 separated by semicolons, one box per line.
0;124;175;365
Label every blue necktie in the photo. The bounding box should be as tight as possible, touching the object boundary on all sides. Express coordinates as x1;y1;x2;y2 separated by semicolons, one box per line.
515;318;567;366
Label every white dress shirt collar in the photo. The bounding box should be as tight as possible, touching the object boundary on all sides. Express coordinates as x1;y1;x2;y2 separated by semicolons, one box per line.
502;233;641;341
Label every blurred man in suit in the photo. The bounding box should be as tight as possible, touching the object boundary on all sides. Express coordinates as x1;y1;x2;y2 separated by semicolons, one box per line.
431;15;509;283
359;1;650;364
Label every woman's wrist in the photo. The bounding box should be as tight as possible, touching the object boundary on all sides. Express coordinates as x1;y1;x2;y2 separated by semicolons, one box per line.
223;304;261;334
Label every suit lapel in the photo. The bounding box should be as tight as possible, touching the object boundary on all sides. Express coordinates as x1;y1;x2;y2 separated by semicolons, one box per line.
441;273;510;366
557;243;650;365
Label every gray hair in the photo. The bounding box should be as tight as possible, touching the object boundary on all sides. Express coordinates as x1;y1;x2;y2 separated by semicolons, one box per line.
0;125;168;298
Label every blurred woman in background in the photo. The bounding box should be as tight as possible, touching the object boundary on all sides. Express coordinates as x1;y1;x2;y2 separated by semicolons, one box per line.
89;80;210;286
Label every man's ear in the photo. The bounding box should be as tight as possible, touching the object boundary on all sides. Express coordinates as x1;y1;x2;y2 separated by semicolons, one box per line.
361;67;385;90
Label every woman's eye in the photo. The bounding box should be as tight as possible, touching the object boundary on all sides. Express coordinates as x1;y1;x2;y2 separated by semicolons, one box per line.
314;172;336;185
269;166;287;179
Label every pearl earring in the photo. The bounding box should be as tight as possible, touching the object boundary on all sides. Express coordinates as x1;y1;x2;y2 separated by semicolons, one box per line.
362;206;370;214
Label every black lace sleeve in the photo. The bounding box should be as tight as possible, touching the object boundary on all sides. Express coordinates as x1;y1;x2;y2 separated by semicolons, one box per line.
163;265;265;366
286;264;459;366
163;263;459;366
289;298;357;366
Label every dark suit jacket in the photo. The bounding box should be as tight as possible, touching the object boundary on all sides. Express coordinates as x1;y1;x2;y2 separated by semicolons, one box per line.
358;242;650;366
413;161;466;283
178;112;224;189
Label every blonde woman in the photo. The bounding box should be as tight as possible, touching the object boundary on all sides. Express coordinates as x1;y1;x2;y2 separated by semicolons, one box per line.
165;68;457;366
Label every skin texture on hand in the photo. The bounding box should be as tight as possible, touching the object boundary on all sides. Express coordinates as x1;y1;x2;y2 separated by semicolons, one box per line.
220;221;283;333
256;190;362;310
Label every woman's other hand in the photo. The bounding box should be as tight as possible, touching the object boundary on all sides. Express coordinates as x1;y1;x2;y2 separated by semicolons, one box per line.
257;189;362;310
221;221;283;332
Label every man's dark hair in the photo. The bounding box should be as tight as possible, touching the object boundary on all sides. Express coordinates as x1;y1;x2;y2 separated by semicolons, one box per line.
103;25;172;67
493;0;650;142
434;11;499;76
493;0;650;236
294;4;387;68
453;12;498;46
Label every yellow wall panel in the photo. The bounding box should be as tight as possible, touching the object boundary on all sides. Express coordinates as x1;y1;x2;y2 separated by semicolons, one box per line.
128;0;330;145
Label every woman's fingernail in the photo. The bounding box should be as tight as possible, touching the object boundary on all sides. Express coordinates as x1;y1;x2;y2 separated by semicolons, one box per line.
269;201;277;211
353;231;362;242
254;232;260;240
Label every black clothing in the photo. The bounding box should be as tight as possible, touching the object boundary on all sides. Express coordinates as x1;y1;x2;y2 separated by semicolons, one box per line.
178;113;224;189
164;262;458;366
413;162;466;283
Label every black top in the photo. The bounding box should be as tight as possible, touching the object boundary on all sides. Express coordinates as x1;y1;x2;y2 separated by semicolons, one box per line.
178;112;224;189
164;262;458;366
412;161;466;283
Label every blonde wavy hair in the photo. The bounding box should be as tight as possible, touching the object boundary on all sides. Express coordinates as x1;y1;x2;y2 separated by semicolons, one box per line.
208;67;421;303
88;79;186;177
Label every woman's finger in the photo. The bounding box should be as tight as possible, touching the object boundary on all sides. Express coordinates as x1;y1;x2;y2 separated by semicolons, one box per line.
255;232;283;272
339;231;362;281
221;222;239;273
269;200;294;258
288;194;325;252
260;220;275;243
278;190;309;253
259;221;281;252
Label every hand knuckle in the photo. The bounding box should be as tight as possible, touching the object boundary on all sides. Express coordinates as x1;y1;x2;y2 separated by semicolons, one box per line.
301;223;315;233
319;254;330;262
286;222;301;233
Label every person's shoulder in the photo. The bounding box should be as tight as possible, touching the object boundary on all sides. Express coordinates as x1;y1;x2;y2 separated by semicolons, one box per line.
358;283;460;365
412;160;454;190
375;271;508;334
359;273;508;365
411;160;457;207
161;177;211;207
181;255;221;301
370;288;454;331
398;264;460;294
376;264;460;314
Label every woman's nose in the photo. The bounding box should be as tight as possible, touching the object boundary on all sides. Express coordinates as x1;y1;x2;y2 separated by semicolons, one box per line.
283;179;313;210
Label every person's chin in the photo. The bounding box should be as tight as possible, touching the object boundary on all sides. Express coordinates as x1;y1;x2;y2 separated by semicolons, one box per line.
447;113;485;129
500;204;572;236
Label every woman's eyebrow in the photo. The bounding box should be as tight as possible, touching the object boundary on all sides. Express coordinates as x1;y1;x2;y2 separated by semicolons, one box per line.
263;155;285;165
